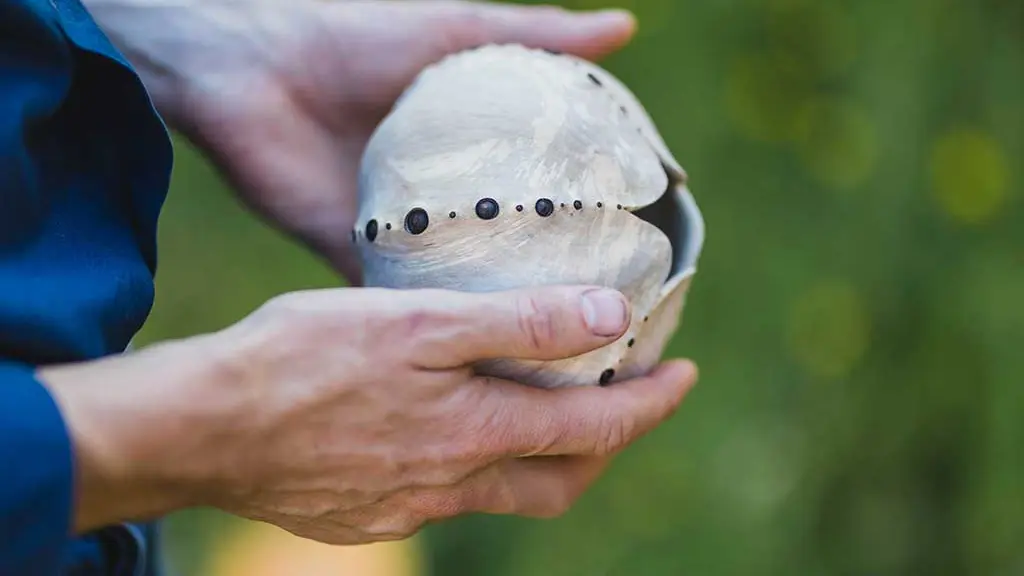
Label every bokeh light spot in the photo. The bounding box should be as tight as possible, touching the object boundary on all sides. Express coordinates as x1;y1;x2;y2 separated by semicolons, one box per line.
787;279;871;380
795;97;878;190
930;129;1011;225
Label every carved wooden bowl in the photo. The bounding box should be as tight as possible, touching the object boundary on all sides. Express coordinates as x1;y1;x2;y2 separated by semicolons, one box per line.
354;44;705;389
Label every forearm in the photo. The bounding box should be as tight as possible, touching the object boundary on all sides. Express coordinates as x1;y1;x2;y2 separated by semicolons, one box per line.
38;335;233;533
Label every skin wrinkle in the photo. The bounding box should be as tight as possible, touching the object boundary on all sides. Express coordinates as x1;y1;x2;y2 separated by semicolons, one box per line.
41;0;701;546
514;292;556;354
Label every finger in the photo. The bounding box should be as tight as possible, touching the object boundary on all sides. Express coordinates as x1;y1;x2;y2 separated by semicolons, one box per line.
408;455;611;520
416;1;638;61
472;360;698;458
401;285;632;368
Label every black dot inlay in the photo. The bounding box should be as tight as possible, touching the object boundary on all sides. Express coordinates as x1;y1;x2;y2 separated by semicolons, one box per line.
644;316;649;322
597;202;603;208
365;219;379;242
560;202;566;208
587;73;602;86
385;222;392;230
535;198;554;217
404;208;429;235
573;200;583;210
516;204;524;212
627;338;635;348
449;211;457;219
599;368;615;386
617;204;623;210
475;198;500;220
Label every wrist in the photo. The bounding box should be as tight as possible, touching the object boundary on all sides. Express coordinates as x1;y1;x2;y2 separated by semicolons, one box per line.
38;335;234;532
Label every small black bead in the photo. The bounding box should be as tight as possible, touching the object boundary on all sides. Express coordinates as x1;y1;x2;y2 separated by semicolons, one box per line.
587;73;602;86
617;204;623;210
385;222;392;230
535;198;554;217
599;368;615;386
573;200;583;210
475;198;500;220
365;219;378;242
627;338;635;348
516;204;524;212
560;202;566;208
597;202;603;208
449;211;457;219
404;208;429;235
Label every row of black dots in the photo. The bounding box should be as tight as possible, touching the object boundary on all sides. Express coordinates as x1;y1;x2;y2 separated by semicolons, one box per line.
359;197;626;243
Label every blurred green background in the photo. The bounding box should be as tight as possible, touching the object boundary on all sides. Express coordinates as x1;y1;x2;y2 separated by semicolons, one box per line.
136;0;1022;574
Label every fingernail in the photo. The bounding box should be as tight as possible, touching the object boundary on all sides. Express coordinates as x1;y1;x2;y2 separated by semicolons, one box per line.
581;289;629;337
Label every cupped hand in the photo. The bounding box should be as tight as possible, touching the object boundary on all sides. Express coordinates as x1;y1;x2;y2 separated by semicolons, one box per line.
45;285;696;542
204;285;695;543
91;0;638;284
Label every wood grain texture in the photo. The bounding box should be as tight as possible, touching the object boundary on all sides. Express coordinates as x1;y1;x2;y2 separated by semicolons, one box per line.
356;44;705;388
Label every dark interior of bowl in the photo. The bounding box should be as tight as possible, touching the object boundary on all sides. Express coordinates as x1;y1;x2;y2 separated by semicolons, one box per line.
632;172;690;282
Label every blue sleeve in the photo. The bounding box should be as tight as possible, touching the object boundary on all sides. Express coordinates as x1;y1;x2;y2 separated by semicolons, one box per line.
0;362;74;575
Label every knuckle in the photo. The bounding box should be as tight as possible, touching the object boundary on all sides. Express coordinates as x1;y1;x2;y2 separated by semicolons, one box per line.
596;414;634;455
390;290;457;334
515;295;558;351
398;309;437;338
390;305;449;346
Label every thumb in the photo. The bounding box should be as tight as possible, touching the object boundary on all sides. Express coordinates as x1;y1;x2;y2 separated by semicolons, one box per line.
402;285;632;369
419;1;638;61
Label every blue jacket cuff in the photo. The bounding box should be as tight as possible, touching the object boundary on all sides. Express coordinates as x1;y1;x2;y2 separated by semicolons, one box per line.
0;361;74;575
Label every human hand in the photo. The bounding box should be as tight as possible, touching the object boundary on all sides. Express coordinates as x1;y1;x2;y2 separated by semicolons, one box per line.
42;285;697;542
85;0;638;284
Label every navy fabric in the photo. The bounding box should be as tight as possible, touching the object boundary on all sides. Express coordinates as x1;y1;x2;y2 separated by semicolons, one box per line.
1;0;174;574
